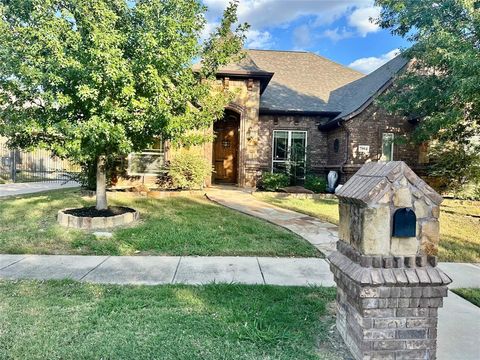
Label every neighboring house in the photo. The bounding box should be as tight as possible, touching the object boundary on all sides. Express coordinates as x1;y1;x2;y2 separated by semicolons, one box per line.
125;49;427;188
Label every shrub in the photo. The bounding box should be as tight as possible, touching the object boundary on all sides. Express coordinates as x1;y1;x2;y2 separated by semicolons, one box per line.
429;142;480;196
304;174;327;193
168;151;212;189
260;172;290;191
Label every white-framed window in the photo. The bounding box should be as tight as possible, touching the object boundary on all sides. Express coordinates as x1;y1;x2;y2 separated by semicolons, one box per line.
381;133;394;162
272;130;307;180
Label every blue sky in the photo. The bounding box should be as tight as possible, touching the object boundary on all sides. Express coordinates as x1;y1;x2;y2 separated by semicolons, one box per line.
202;0;410;74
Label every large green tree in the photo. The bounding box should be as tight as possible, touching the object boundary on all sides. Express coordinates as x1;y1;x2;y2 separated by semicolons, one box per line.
0;0;247;209
375;0;480;192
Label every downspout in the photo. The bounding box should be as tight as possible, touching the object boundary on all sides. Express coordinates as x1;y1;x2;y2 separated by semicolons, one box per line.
340;119;350;176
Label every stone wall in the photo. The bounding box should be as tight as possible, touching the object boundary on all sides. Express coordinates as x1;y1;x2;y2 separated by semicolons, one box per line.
112;77;261;188
337;166;441;257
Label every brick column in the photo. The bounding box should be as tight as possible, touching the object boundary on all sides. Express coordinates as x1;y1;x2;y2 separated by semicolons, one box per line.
329;241;451;360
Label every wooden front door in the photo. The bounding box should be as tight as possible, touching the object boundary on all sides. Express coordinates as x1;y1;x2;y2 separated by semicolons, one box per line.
213;122;239;183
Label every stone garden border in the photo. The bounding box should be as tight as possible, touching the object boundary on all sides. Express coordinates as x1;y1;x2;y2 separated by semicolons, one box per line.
252;191;337;200
80;189;204;199
146;189;204;199
57;208;140;230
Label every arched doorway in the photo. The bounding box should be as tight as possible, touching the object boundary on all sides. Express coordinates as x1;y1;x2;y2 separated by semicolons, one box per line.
213;109;240;184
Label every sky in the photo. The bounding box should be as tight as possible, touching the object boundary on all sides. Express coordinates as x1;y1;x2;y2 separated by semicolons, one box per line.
202;0;410;74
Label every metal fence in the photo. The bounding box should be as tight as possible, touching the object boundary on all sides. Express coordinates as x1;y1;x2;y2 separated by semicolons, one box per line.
0;138;80;183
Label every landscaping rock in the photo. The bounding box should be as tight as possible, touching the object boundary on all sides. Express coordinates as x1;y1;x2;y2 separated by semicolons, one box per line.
278;186;314;194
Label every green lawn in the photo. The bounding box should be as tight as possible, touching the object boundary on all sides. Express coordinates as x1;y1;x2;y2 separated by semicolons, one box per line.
254;193;340;225
0;189;318;257
452;288;480;307
254;193;480;263
0;281;345;360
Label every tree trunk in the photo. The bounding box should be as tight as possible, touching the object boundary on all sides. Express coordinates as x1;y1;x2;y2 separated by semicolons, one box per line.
96;155;108;210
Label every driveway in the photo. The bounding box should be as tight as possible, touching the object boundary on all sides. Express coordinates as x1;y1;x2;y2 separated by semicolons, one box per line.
0;181;80;198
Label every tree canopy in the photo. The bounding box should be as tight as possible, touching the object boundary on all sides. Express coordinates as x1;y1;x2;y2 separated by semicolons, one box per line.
375;0;480;193
0;0;247;208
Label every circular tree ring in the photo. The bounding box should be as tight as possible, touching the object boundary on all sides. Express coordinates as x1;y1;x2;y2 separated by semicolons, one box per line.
57;206;139;230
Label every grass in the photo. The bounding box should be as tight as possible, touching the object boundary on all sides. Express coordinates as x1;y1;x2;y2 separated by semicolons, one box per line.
254;193;480;263
0;280;345;360
451;288;480;307
0;189;319;257
254;193;340;225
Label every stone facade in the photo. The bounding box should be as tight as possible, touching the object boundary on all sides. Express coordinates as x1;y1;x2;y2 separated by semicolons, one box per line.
113;75;427;190
331;162;450;360
336;162;442;257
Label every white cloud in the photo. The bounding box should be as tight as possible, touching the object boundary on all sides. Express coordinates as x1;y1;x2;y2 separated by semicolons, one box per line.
203;1;384;49
200;20;219;42
348;49;400;74
348;6;381;36
246;29;273;49
321;27;354;42
203;0;374;30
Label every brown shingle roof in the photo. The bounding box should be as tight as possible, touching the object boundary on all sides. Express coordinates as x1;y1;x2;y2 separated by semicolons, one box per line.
212;49;407;117
219;49;364;113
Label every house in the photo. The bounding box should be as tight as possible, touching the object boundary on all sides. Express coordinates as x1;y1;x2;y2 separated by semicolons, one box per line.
125;49;427;189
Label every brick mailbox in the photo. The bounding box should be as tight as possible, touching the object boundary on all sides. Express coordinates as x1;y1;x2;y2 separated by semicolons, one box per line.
329;161;451;360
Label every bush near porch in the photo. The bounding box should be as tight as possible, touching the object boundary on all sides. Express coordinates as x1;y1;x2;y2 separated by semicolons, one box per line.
0;189;319;257
254;193;480;263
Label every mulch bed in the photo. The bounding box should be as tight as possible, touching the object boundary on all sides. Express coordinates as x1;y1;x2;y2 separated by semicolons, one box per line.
63;206;136;218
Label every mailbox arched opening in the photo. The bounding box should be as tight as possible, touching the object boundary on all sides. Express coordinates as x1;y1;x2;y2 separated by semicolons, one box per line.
392;208;416;237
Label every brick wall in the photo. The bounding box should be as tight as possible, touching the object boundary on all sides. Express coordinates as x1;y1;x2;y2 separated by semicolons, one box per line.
325;103;424;183
258;114;328;175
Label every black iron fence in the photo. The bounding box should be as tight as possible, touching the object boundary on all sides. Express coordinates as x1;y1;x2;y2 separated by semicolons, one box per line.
0;138;80;183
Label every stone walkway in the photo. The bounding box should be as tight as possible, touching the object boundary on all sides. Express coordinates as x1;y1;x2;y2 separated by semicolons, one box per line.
0;255;479;359
0;181;79;198
206;187;339;255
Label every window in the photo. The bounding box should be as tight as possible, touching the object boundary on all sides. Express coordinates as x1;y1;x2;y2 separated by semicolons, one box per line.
128;137;166;176
381;133;394;162
333;139;340;153
272;130;307;180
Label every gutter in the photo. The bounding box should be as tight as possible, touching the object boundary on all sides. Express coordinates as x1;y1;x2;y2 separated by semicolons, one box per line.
260;109;339;117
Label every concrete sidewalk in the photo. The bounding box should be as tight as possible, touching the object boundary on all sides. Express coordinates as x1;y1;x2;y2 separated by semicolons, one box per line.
0;254;476;288
206;187;339;255
0;255;335;286
0;181;80;198
0;254;479;359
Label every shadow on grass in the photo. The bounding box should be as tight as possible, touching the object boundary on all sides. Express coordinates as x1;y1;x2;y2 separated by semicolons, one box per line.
0;190;319;257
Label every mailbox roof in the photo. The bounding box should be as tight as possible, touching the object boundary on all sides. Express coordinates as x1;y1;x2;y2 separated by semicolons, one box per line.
336;161;443;206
